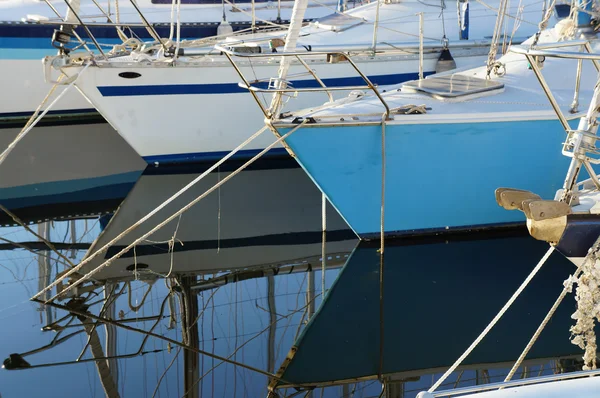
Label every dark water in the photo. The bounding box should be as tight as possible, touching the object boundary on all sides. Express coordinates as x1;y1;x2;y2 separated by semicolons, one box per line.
0;165;587;397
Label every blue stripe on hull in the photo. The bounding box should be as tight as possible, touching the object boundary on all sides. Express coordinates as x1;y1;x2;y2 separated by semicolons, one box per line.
281;119;580;238
97;72;434;96
143;147;289;164
0;183;133;215
0;171;142;208
105;229;356;258
0;108;97;119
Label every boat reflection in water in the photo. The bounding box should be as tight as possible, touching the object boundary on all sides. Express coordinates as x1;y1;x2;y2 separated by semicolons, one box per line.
0;121;145;226
272;233;593;396
0;162;357;397
0;164;594;397
80;159;356;281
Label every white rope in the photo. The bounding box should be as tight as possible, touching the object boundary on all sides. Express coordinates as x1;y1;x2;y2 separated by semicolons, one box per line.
113;0;128;42
531;0;558;46
165;214;182;279
168;0;176;41
32;125;269;301
504;267;583;381
0;82;59;166
65;0;80;24
428;246;554;393
38;122;307;303
269;0;308;115
507;0;524;49
506;235;600;381
174;0;182;58
486;0;509;77
0;63;90;167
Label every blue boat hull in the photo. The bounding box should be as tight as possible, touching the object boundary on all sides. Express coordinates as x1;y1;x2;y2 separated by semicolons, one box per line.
554;214;600;259
281;118;576;238
0;171;140;225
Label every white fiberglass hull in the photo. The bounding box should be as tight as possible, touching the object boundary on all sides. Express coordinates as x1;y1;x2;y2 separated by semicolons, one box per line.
0;0;335;118
61;0;547;163
0;59;95;117
68;50;489;163
417;373;600;398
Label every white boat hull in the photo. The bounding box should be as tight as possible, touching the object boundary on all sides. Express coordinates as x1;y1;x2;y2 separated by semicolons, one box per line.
68;49;489;163
418;373;600;397
0;0;337;117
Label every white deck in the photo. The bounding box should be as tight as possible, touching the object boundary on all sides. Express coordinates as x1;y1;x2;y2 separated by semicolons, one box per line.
50;0;552;160
276;27;598;126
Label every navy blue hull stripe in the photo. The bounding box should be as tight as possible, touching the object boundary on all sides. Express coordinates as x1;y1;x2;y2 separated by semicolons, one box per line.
556;214;600;258
142;147;289;165
98;72;433;97
105;229;356;258
0;108;99;120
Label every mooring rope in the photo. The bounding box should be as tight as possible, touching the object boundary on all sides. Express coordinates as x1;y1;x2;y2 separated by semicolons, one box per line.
428;246;554;393
37;122;307;303
32;125;270;301
486;0;509;77
0;63;90;167
504;263;586;381
504;215;600;382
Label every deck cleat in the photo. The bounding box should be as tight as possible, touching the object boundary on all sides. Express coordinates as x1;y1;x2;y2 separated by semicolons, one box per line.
521;199;572;221
495;188;541;210
520;199;571;243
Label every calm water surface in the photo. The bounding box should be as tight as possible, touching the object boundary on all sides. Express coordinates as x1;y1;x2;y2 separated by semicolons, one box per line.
0;166;588;397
